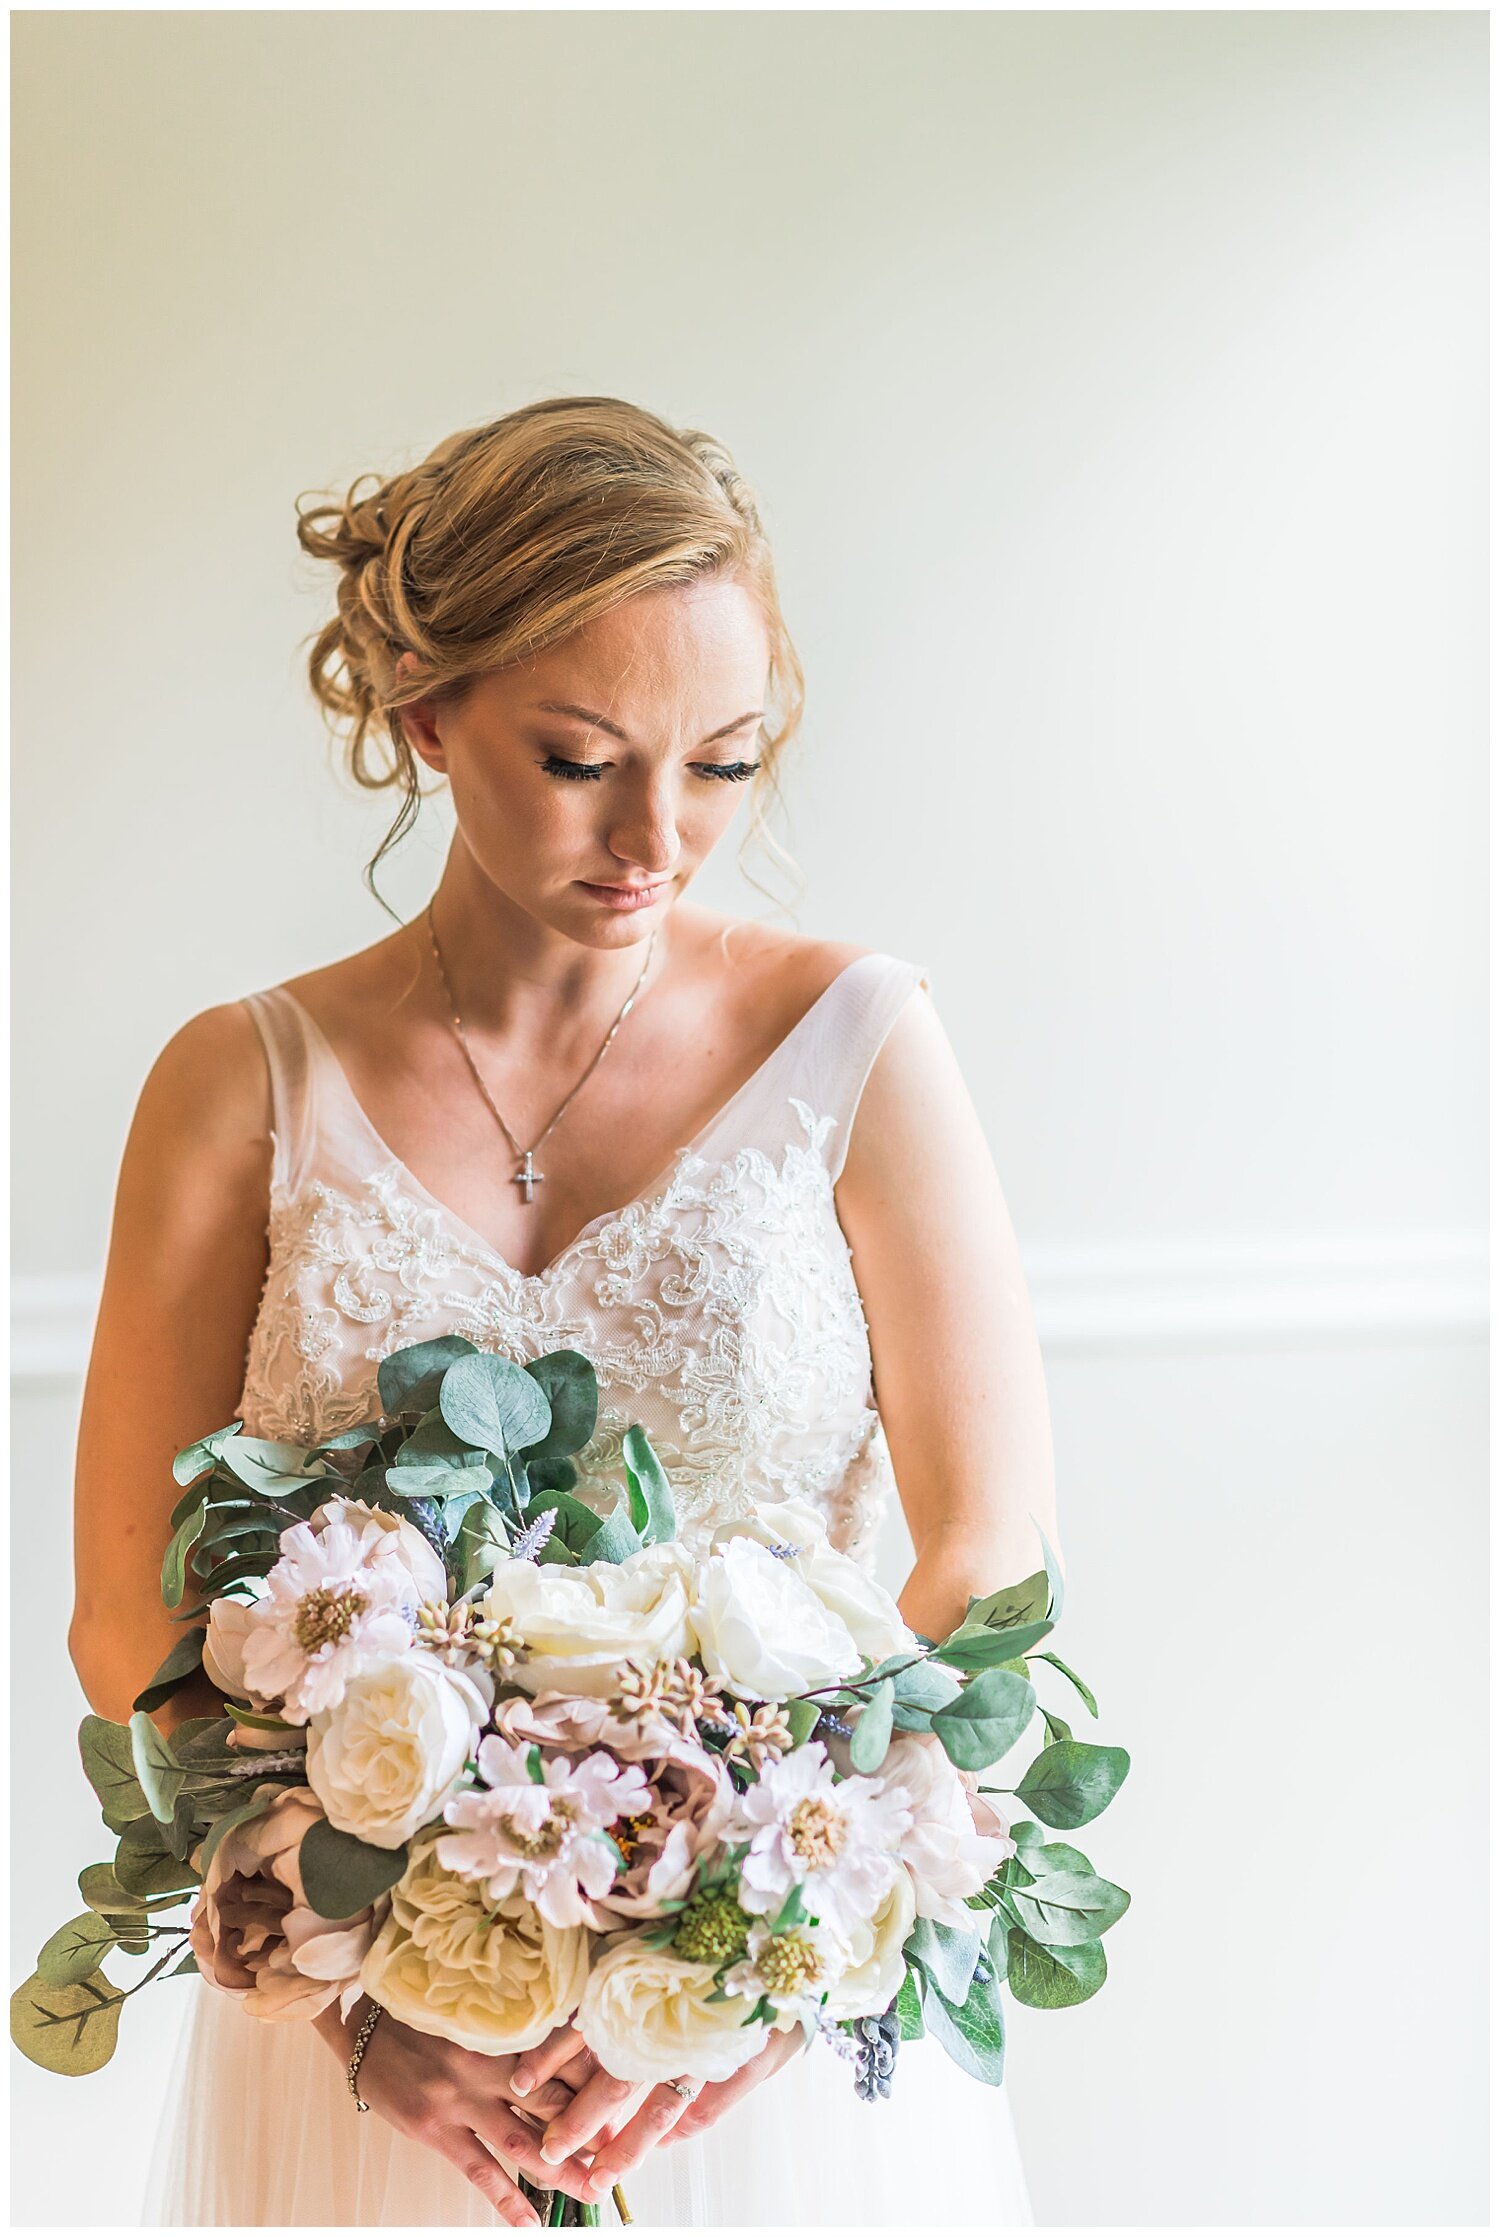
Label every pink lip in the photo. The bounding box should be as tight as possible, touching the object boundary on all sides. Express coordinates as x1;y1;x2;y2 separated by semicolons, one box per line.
577;879;669;912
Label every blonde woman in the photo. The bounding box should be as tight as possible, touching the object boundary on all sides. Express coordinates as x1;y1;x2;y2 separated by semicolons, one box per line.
73;397;1055;2226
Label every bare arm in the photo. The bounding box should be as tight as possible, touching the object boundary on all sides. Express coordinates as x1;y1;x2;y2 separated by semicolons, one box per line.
69;1001;277;1728
835;987;1062;1641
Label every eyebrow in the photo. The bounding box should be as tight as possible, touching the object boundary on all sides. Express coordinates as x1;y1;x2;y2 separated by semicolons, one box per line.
531;700;765;747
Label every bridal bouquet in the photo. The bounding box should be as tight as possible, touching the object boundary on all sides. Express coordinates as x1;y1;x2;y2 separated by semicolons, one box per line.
16;1335;1129;2198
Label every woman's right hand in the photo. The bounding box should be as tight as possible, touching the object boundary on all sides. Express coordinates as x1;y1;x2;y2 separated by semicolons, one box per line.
315;1999;602;2226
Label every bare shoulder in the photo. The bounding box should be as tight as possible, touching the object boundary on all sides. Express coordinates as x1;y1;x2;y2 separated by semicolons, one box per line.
133;997;272;1150
682;909;877;1035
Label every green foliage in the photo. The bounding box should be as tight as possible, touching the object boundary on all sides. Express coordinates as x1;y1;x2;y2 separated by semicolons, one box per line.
129;1713;184;1825
519;1351;599;1464
1014;1740;1130;1829
919;1950;1006;2084
1030;1650;1098;1718
160;1499;207;1609
1005;1871;1130;1947
621;1426;676;1545
78;1718;148;1834
1006;1929;1108;2009
895;1966;926;2039
11;1970;123;2075
782;1697;822;1748
35;1913;120;1988
905;1915;983;2005
170;1419;242;1487
299;1819;409;1921
131;1629;206;1714
438;1353;551;1461
848;1678;895;1772
378;1334;480;1418
928;1667;1037;1770
114;1817;199;1900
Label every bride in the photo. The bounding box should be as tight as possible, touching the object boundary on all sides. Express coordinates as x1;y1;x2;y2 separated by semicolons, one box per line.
69;396;1056;2226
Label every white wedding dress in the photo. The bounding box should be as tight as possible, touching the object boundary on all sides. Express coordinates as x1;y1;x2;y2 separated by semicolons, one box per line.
142;952;1035;2227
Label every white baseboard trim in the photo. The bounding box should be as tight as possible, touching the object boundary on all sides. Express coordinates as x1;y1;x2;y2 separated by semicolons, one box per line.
10;1234;1488;1381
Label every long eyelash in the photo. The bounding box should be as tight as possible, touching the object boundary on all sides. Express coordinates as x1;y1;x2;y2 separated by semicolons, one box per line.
542;753;761;785
541;754;606;782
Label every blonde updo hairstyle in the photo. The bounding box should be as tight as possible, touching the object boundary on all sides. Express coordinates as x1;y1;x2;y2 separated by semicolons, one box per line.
295;396;804;916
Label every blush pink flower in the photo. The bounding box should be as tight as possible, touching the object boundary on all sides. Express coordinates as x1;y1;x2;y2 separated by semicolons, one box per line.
188;1786;380;2021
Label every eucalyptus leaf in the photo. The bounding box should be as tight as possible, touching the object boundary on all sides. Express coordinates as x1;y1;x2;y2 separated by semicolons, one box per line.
455;1499;510;1593
1035;1520;1066;1625
79;1717;148;1834
161;1500;207;1609
520;1351;599;1463
299;1819;409;1920
377;1334;481;1418
1014;1740;1130;1829
783;1697;822;1748
129;1713;185;1824
171;1420;242;1487
36;1912;119;1988
114;1818;199;1900
218;1435;334;1496
10;1969;123;2075
1041;1708;1074;1747
621;1426;676;1546
581;1507;643;1566
964;1569;1049;1632
132;1628;207;1714
934;1620;1053;1671
848;1678;895;1772
1007;1928;1107;2009
1006;1870;1130;1947
1032;1649;1099;1718
929;1667;1037;1771
895;1967;926;2040
439;1353;551;1460
921;1962;1006;2084
385;1462;493;1501
905;1915;983;2005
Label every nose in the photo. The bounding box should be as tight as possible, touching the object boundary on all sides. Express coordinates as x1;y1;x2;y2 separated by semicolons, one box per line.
606;775;681;877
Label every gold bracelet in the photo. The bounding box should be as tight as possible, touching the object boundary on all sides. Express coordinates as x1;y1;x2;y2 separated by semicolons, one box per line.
347;2000;385;2112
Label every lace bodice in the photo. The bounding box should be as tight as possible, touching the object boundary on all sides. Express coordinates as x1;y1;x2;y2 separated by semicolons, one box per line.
234;953;928;1568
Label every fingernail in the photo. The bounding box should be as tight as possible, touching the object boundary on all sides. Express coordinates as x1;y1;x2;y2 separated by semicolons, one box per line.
511;2070;532;2095
540;2142;565;2165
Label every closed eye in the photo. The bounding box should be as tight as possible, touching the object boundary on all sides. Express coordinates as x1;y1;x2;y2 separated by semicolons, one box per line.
540;753;761;785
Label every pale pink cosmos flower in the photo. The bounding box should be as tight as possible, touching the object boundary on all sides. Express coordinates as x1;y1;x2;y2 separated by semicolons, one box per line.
726;1740;913;1938
240;1516;419;1725
489;1692;737;1927
436;1734;654;1929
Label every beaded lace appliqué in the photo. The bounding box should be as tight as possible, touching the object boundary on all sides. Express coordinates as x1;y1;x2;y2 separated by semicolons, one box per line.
237;1100;896;1564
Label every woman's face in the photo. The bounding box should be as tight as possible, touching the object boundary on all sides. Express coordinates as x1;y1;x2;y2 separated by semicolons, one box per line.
400;574;773;950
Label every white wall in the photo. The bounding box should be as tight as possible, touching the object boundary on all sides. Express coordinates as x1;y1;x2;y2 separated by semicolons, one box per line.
11;11;1486;2227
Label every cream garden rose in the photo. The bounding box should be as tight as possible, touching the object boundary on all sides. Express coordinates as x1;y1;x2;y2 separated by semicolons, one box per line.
361;1837;590;2054
481;1540;694;1696
689;1535;865;1699
306;1655;487;1849
708;1499;917;1666
575;1935;771;2084
820;1861;918;2019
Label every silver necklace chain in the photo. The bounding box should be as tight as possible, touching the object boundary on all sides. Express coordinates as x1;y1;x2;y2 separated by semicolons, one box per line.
423;899;659;1202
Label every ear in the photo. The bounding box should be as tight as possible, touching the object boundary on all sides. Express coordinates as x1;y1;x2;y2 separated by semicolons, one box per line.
392;651;447;774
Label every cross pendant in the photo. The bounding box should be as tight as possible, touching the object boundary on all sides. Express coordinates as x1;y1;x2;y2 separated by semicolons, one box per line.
512;1150;544;1203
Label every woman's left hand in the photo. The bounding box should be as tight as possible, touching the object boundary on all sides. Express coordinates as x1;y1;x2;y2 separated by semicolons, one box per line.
539;2026;809;2202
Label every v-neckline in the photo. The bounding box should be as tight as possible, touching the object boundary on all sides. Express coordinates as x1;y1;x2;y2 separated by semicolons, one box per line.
275;957;868;1285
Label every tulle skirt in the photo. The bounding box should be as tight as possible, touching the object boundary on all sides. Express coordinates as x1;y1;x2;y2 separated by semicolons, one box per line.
142;1979;1035;2227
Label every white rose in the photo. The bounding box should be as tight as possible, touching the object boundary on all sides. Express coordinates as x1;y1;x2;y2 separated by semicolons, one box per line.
821;1864;918;2019
689;1537;863;1700
362;1837;590;2055
309;1494;448;1607
709;1501;916;1664
306;1654;486;1849
482;1542;694;1696
576;1936;771;2084
881;1732;1016;1927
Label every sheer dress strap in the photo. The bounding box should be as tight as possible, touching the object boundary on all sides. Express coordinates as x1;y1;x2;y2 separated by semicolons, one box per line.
240;986;318;1198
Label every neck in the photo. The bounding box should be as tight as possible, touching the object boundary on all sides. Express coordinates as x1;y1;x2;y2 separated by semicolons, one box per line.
420;847;664;1038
